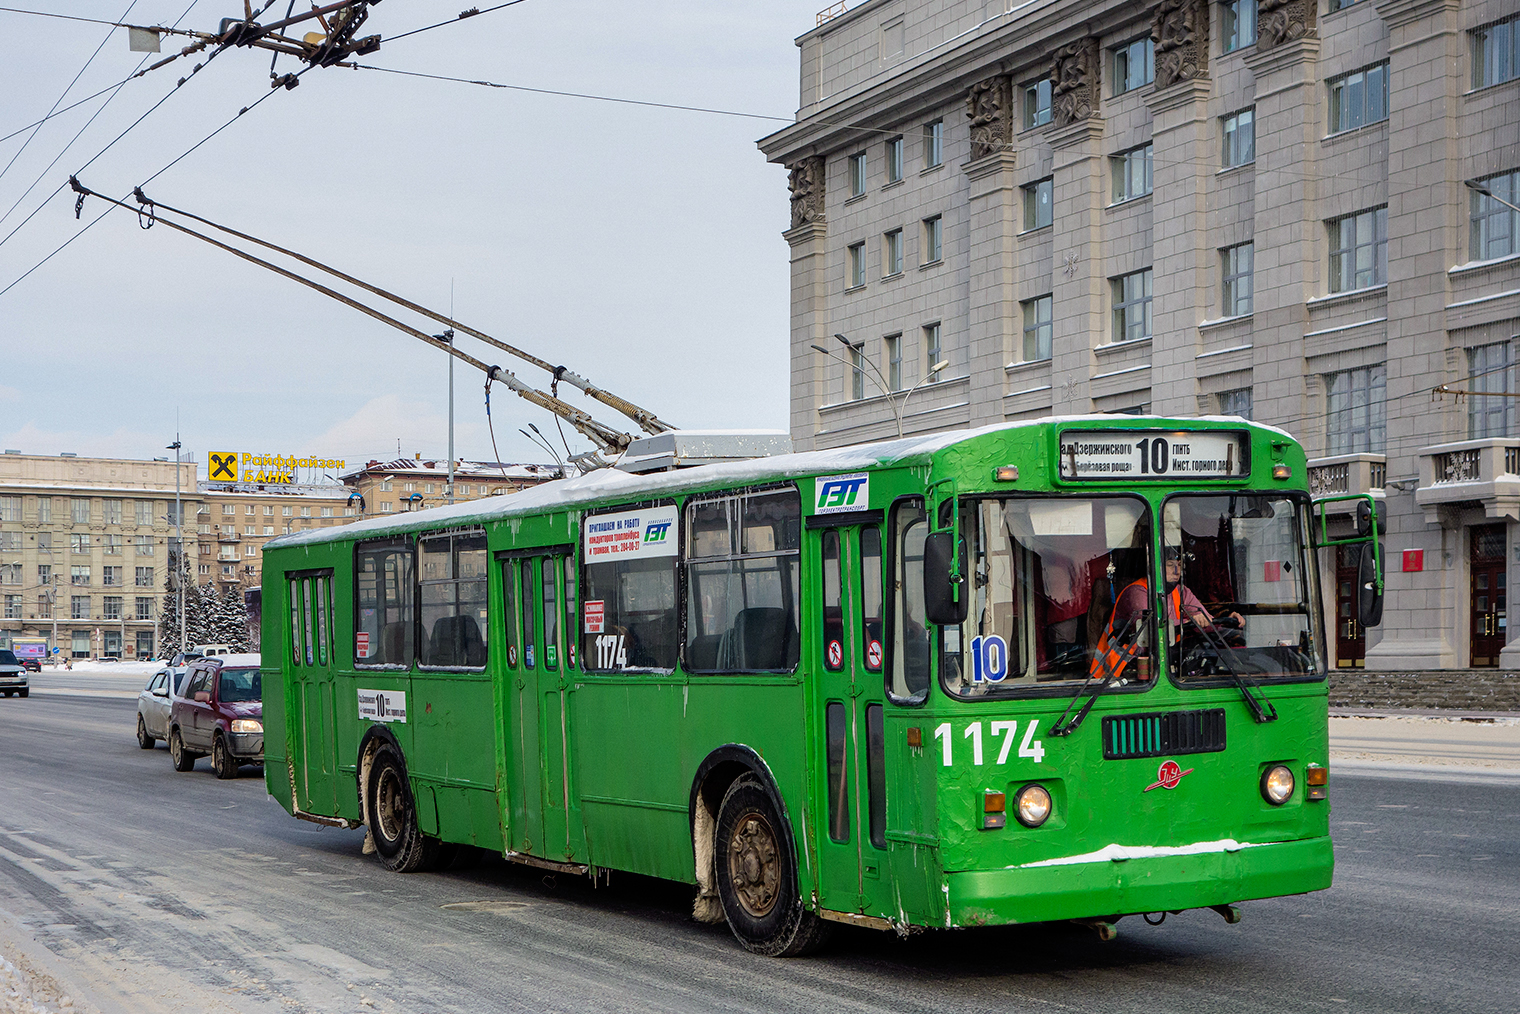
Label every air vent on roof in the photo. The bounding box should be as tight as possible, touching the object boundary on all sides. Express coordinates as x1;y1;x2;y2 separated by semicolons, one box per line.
617;430;793;474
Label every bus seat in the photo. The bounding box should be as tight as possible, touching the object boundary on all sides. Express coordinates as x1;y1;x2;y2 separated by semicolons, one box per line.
732;607;791;670
686;633;722;671
429;615;486;667
381;622;411;663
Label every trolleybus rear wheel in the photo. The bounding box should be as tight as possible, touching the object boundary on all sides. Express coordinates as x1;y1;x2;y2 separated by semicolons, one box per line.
366;747;440;873
714;776;829;956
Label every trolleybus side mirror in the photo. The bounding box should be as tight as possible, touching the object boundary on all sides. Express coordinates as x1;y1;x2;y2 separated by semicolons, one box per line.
924;531;968;625
1357;542;1384;628
1356;499;1374;537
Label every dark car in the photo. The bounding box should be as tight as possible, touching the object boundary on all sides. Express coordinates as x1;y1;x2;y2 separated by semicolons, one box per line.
168;653;263;779
0;650;27;698
19;657;41;673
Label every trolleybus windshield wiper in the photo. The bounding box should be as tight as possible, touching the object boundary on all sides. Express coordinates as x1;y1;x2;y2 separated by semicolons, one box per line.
1050;610;1150;737
1187;615;1278;724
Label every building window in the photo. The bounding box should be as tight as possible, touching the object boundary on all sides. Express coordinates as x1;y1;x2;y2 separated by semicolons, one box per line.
70;534;90;553
1023;77;1052;128
1222;0;1257;52
1111;269;1154;343
0;496;17;523
1328;64;1388;133
243;505;254;516
1222;242;1254;316
1473;15;1518;88
301;506;312;518
263;505;274;516
883;228;904;276
199;563;210;574
0;532;18;552
0;565;18;586
222;504;235;516
848;242;866;288
1470;169;1519;261
1112;37;1154;94
71;498;90;524
1219;388;1254;419
134;535;154;555
1111;144;1154;202
1329;0;1359;10
380;502;394;514
1326;365;1387;454
102;565;121;587
924;323;944;379
37;498;50;524
848;153;866;198
103;499;122;524
922;216;942;264
885;334;903;391
264;526;275;535
71;595;90;620
1023;177;1053;230
70;565;90;585
135;566;154;587
37;564;51;586
103;596;122;620
282;505;293;516
1468;342;1515;439
135;501;152;526
3;595;18;619
849;342;867;401
885;136;903;184
1222;108;1255;167
245;546;257;558
1022;295;1053;362
240;525;253;536
136;596;154;620
1328;207;1388;292
923;120;943;169
459;484;471;496
222;564;234;576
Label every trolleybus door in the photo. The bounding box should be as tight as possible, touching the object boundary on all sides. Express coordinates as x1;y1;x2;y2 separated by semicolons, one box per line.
500;555;542;855
813;521;890;916
537;553;583;862
288;569;337;814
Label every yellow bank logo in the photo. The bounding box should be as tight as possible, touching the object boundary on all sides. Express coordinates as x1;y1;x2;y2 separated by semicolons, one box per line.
209;452;238;481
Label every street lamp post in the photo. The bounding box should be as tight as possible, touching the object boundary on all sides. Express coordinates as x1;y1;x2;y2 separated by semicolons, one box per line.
812;333;948;439
167;436;185;656
1464;177;1520;216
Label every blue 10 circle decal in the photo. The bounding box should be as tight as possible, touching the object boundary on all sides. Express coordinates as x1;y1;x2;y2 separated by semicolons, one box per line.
969;634;1009;683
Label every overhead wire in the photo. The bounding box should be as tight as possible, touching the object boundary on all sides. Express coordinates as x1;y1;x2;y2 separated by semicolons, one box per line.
381;0;529;45
0;0;204;231
0;0;140;189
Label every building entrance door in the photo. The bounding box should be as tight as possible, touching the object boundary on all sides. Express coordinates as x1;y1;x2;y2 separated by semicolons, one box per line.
1469;524;1507;668
1335;545;1366;668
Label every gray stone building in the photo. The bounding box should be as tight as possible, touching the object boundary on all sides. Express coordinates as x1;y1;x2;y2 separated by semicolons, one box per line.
759;0;1519;669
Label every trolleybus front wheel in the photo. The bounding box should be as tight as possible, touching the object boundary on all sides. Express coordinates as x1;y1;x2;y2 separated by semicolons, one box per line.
715;776;829;956
366;747;440;873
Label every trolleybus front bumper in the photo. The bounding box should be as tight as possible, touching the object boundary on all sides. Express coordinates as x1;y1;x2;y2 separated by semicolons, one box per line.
944;834;1333;927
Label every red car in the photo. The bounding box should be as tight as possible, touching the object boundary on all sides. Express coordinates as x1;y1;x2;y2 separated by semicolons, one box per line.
168;654;264;779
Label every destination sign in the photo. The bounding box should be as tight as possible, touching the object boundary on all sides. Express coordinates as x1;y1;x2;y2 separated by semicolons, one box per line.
1059;430;1248;480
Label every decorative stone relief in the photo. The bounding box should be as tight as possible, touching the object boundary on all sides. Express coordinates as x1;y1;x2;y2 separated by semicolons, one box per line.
965;76;1012;161
787;156;825;230
1050;38;1099;127
1257;0;1317;50
1152;0;1209;89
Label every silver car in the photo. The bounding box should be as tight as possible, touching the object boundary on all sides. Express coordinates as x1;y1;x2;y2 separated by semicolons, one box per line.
135;668;187;748
0;649;27;698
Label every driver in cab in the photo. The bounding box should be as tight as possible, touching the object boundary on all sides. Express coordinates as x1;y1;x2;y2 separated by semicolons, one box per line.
1091;547;1244;680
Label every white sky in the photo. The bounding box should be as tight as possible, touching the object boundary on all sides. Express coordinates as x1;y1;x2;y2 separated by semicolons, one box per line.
0;1;828;471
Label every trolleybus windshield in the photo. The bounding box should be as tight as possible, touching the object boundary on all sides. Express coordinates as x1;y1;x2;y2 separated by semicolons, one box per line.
942;496;1152;697
1164;494;1324;681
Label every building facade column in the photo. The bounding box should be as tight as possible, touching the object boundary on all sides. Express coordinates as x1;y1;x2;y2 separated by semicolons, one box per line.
963;145;1020;428
784;156;829;452
1047;37;1106;415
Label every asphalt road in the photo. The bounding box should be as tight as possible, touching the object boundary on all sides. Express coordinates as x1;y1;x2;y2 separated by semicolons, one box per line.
0;674;1516;1014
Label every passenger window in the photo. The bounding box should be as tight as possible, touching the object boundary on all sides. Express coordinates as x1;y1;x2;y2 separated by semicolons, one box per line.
683;489;801;672
541;557;559;669
520;558;537;669
583;504;681;672
821;530;844;670
289;577;303;667
861;528;884;672
316;575;330;666
355;539;414;666
563;556;578;670
889;501;930;703
301;578;316;666
826;701;849;842
419;533;488;668
500;559;520;667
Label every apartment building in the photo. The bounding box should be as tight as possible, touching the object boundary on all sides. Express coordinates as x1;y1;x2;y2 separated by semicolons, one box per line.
759;0;1520;668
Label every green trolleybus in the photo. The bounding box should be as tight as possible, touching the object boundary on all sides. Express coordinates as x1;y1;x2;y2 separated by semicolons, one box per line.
260;417;1382;954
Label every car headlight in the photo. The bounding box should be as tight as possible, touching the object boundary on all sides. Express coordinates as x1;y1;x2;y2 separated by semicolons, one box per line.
231;719;263;733
1014;784;1052;827
1261;764;1295;805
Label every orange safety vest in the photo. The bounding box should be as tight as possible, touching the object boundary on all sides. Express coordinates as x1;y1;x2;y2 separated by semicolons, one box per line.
1089;578;1180;681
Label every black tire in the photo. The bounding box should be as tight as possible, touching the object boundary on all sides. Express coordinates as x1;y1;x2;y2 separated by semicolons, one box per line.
169;728;196;772
714;776;830;956
212;734;239;780
1;691;10;698
136;715;155;749
366;747;440;873
17;689;25;699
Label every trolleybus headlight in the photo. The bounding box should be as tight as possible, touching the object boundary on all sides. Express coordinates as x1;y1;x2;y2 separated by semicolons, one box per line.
1014;784;1052;827
1261;765;1295;805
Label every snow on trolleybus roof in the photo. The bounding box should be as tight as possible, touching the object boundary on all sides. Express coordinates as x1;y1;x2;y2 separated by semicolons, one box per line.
263;416;1293;551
